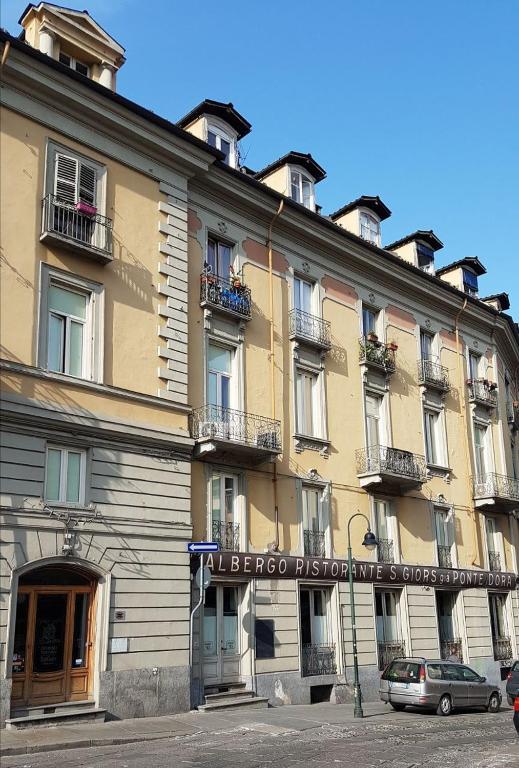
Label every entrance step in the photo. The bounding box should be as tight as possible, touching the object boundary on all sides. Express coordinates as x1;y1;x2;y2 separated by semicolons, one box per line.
199;687;268;712
6;701;106;730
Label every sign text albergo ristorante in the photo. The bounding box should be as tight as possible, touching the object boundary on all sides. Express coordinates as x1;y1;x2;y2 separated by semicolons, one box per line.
203;552;518;590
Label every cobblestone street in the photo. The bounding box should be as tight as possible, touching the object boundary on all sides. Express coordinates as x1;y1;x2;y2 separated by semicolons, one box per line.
4;708;517;768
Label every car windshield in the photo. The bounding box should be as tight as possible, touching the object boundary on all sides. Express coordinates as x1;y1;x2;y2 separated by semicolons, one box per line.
382;661;421;682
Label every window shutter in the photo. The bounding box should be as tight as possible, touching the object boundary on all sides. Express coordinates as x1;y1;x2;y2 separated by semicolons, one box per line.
54;153;78;203
79;163;97;206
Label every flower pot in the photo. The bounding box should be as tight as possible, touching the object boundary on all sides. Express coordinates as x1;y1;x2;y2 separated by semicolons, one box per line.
367;333;378;343
75;201;97;216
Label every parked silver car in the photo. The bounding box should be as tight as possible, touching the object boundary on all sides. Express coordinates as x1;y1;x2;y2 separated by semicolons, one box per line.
379;657;501;716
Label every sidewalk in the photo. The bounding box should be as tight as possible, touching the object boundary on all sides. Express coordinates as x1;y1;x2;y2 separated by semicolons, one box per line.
0;701;395;757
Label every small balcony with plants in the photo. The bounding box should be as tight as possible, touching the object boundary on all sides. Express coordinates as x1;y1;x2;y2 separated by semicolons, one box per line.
190;404;281;464
289;308;331;351
200;264;252;320
40;194;113;263
418;358;450;392
359;334;397;375
472;473;519;512
356;444;427;492
467;378;498;409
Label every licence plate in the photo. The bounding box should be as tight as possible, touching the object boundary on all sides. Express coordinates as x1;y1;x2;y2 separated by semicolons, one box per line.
392;682;409;689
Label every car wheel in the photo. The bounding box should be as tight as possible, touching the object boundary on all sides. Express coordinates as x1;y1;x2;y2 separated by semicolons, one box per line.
390;703;406;711
437;694;452;716
487;692;500;713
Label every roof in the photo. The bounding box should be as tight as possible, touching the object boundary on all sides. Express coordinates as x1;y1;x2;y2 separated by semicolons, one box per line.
330;195;391;222
255;151;326;183
481;293;510;311
386;230;444;252
177;99;251;139
436;257;487;277
18;3;125;53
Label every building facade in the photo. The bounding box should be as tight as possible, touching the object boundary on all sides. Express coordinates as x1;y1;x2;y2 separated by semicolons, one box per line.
1;3;518;726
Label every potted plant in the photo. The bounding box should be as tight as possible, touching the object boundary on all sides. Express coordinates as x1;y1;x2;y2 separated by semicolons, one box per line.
388;341;398;351
229;265;244;291
466;378;473;386
489;382;498;391
367;331;379;343
75;200;97;216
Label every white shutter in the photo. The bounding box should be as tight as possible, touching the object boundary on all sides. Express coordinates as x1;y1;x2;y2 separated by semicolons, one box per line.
78;163;97;206
54;153;78;203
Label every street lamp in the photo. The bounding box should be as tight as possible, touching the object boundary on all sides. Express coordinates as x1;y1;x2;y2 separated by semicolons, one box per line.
347;511;378;718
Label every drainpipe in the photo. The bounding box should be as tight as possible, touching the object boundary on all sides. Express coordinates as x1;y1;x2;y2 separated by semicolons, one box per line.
266;199;284;551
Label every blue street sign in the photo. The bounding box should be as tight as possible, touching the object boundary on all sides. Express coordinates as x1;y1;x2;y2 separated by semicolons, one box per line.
187;541;220;553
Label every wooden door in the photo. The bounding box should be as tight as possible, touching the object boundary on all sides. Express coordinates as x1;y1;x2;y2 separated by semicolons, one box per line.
11;583;95;708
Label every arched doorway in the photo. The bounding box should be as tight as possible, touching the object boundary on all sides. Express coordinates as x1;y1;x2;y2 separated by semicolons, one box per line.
11;564;97;709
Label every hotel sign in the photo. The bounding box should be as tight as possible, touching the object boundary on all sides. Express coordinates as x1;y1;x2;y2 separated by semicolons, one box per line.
204;552;518;590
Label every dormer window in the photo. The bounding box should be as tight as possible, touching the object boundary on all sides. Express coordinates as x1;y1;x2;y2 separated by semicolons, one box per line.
290;169;314;210
59;52;89;77
417;243;435;274
359;212;380;246
207;124;236;167
463;268;478;297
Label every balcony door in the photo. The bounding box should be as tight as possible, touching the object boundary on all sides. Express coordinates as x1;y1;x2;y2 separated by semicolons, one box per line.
294;277;313;314
210;473;239;551
299;587;336;676
375;589;403;669
474;424;490;480
302;486;325;557
435;508;454;568
203;584;241;686
207;237;232;279
373;499;395;563
436;591;462;661
488;593;512;663
485;517;502;571
207;343;237;439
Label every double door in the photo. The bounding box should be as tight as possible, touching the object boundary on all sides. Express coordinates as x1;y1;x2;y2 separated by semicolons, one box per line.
203;584;241;686
12;585;94;707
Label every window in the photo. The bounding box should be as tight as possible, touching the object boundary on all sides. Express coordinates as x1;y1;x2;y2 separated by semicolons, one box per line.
435;508;454;567
474;424;489;478
290;169;314;210
374;499;395;563
424;408;444;466
294;276;314;314
39;267;103;382
417;243;435;273
300;588;331;646
485;517;501;571
436;592;457;644
489;593;508;640
302;486;326;557
359;212;380;246
362;306;378;337
296;368;320;437
59;52;90;77
207;124;236;167
469;351;481;381
207;343;233;409
210;472;239;551
420;330;434;361
463;269;478;297
45;446;86;505
53;151;98;209
365;393;382;447
207;237;232;279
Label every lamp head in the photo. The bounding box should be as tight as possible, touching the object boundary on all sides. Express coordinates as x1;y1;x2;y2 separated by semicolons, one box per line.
362;530;378;551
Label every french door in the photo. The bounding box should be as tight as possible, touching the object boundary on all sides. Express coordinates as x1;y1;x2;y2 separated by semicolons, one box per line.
203;584;241;686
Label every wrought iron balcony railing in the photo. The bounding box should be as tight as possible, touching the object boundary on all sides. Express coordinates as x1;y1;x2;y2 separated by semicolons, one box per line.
418;359;450;391
488;550;502;572
200;272;252;319
506;401;519;430
378;640;406;671
190;404;281;452
303;529;326;558
472;473;519;503
377;538;394;564
212;520;240;551
467;379;498;408
301;643;337;677
493;636;513;662
356;445;427;482
437;545;453;569
440;638;463;663
41;194;113;260
289;308;331;349
359;337;396;374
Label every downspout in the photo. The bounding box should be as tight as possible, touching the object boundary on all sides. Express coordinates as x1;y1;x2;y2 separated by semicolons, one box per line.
267;199;284;551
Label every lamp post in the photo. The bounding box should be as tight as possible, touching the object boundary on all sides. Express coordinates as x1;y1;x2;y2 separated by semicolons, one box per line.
347;511;378;718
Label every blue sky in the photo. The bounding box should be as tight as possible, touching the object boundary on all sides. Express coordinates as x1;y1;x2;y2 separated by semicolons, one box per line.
2;0;517;314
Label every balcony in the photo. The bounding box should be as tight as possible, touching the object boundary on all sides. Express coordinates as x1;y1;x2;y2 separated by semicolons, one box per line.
356;445;427;492
472;473;519;511
40;195;113;264
359;336;396;375
377;538;394;564
440;638;463;663
437;545;453;569
301;643;337;677
493;636;513;663
190;404;281;464
488;550;502;572
212;520;240;552
200;272;251;320
418;359;450;392
377;640;406;671
303;529;326;558
506;400;519;431
467;379;498;409
289;309;331;350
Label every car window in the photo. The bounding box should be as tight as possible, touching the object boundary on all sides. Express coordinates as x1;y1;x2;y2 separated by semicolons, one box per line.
441;664;463;681
382;661;421;682
427;664;442;680
457;665;480;682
